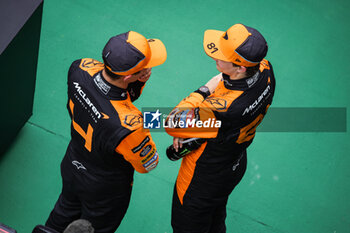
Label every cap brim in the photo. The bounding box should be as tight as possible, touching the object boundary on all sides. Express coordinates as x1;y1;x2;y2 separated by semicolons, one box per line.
203;30;231;62
145;39;167;68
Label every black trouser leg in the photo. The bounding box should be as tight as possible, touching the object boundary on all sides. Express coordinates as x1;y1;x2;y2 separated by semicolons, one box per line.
46;180;132;233
208;205;227;233
172;151;248;233
45;185;81;232
46;150;134;233
208;152;247;233
80;187;132;233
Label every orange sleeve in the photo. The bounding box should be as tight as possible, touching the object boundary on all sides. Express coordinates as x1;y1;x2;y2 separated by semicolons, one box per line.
165;92;219;138
115;127;159;173
174;92;205;108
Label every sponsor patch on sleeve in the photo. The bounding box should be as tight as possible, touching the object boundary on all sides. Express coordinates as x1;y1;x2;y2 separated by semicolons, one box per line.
132;136;150;153
140;145;152;157
142;152;158;170
145;160;158;171
141;149;156;164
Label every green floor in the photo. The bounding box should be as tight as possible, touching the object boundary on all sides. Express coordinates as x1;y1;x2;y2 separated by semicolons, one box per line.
1;0;350;232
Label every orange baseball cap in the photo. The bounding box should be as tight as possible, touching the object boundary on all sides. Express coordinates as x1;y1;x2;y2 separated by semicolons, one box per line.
102;31;167;75
203;24;268;67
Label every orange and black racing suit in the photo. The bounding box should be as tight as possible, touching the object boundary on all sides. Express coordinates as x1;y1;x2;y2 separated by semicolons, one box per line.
165;59;275;233
46;59;159;233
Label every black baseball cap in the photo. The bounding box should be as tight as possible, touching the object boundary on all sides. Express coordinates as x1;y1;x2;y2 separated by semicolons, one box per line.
102;31;167;75
203;24;268;67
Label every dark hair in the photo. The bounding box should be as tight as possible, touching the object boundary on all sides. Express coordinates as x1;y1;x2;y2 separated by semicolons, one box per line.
104;66;123;79
232;63;260;77
104;66;142;80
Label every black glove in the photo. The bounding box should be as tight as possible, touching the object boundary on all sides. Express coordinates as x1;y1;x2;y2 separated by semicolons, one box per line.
166;138;205;161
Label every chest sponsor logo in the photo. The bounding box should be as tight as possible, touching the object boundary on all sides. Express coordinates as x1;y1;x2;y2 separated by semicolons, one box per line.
94;73;111;95
242;85;271;116
73;82;101;119
81;59;100;68
223;79;233;87
101;112;109;119
72;160;87;170
246;72;259;88
205;97;227;110
125;114;142;127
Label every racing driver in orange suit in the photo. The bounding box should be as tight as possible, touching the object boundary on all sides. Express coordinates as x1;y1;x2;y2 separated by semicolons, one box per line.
165;23;276;233
46;31;167;233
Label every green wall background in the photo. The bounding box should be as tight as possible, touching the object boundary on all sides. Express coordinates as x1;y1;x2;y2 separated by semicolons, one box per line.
1;0;349;232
